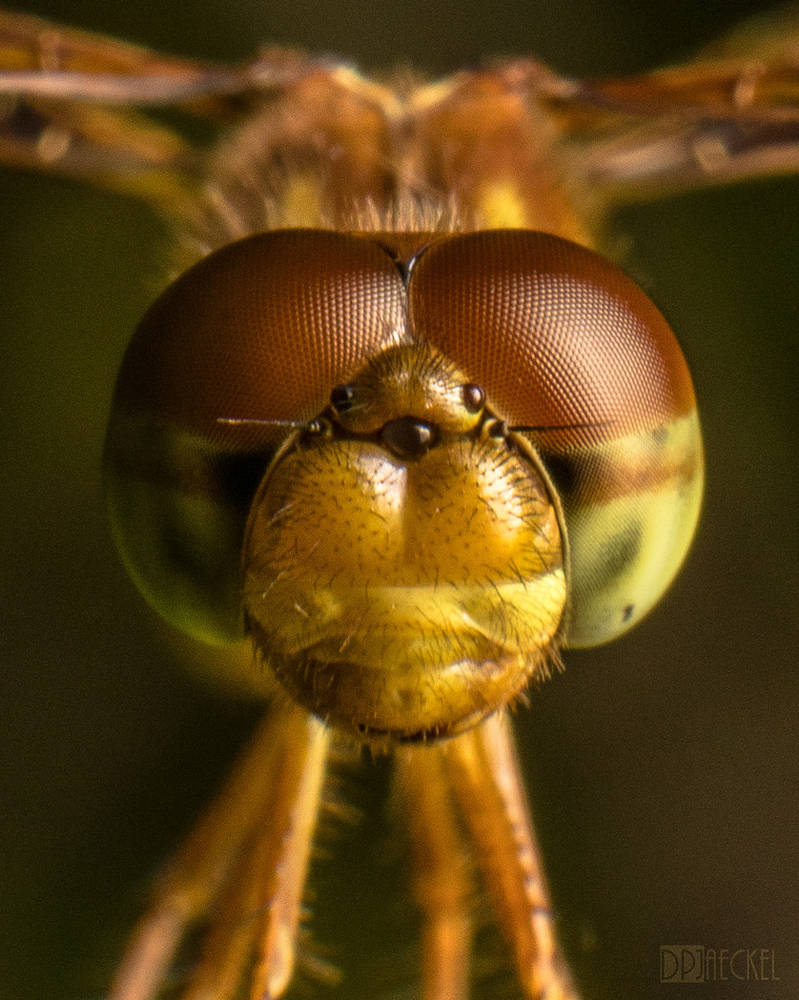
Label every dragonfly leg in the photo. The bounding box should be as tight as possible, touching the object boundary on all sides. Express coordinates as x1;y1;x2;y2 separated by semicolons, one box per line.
247;714;329;999
442;712;578;1000
395;745;473;1000
108;703;328;1000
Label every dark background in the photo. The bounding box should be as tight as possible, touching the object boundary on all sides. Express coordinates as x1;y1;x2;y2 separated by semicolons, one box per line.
1;1;797;999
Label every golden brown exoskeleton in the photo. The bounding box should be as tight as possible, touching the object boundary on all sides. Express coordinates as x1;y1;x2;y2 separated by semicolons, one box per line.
2;7;797;998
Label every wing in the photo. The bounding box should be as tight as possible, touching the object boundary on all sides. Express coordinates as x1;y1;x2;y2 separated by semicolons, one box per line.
3;6;799;215
0;10;318;206
527;6;799;200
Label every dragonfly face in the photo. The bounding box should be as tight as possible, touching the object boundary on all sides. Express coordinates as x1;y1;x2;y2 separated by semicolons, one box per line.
2;4;798;1000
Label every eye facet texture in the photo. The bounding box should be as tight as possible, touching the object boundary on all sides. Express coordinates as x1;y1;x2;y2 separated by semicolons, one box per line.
105;228;702;654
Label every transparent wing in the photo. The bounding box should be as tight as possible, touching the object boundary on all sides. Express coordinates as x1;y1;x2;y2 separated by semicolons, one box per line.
524;6;799;200
0;9;247;101
0;10;317;204
4;5;799;214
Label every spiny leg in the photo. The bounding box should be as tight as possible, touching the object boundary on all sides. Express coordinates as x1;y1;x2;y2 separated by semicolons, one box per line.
181;708;328;1000
395;746;473;1000
108;705;301;1000
248;714;328;999
442;712;578;1000
178;801;280;1000
108;703;328;1000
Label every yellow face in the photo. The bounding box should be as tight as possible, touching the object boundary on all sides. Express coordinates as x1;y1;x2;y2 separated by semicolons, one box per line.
102;225;702;748
243;341;566;740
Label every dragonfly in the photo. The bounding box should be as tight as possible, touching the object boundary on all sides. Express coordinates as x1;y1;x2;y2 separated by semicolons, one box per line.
1;5;797;1000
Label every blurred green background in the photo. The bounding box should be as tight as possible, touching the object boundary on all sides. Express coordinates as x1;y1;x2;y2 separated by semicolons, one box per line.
1;1;797;998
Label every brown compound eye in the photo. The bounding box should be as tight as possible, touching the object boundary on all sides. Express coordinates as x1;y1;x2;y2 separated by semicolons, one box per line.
408;229;704;648
103;229;406;644
110;230;406;450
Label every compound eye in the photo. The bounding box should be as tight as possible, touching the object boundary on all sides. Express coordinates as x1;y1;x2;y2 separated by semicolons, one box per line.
461;383;485;413
104;229;406;645
407;229;704;649
330;383;356;414
409;229;699;446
